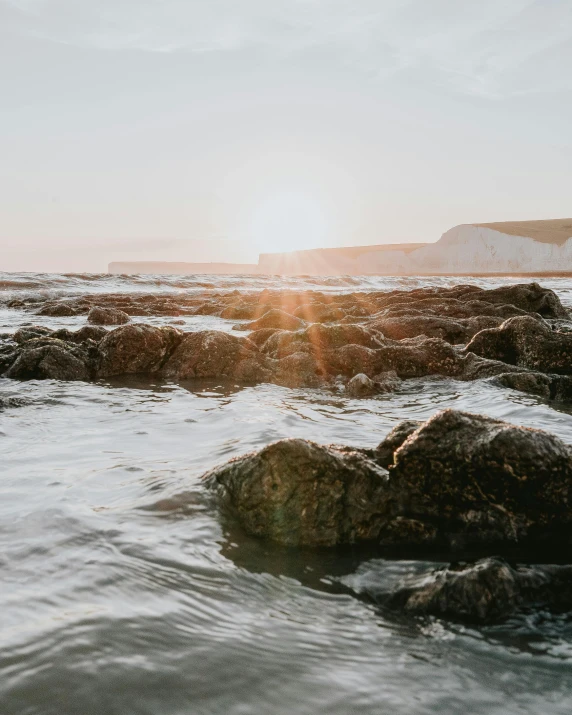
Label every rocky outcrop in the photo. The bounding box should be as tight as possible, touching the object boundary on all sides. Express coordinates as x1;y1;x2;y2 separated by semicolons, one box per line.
205;410;572;553
87;306;130;325
2;283;570;394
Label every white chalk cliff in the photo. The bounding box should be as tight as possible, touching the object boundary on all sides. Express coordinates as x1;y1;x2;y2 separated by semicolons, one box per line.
258;219;572;275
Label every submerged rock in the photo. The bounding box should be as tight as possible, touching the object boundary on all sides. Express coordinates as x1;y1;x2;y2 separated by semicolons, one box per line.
204;438;390;547
345;371;401;397
382;557;572;623
88;306;130;325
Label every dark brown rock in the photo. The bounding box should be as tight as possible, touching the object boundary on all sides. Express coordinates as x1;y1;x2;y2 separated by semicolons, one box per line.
204;438;390;547
237;309;305;332
88;306;131;325
466;315;572;374
382;557;572;623
97;325;182;378
384;409;572;551
206;410;572;553
160;330;270;381
5;341;90;381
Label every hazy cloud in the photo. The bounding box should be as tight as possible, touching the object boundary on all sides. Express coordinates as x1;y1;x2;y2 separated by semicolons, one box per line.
3;0;572;96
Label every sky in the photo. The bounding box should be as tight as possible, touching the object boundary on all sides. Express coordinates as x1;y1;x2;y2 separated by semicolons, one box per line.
1;0;572;272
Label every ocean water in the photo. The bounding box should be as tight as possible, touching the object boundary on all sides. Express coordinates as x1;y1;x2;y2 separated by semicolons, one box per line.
2;272;572;715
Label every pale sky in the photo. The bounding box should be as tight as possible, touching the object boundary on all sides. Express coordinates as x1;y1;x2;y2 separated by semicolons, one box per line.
2;0;572;272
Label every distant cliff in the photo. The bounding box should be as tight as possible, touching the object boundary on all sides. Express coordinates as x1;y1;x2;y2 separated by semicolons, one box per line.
108;220;572;276
258;220;572;275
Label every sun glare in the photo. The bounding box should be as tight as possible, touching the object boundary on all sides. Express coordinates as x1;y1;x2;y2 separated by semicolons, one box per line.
249;191;330;254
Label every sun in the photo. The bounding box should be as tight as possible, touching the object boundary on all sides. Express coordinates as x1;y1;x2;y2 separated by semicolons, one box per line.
249;191;330;254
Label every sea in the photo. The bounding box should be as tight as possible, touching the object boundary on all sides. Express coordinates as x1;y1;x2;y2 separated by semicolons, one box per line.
2;272;572;715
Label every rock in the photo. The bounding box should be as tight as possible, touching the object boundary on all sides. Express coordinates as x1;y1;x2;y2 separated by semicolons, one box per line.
270;352;324;388
13;326;54;343
493;371;553;398
97;325;182;378
262;323;384;359
346;371;401;397
466;315;572;374
51;326;108;344
491;371;572;401
375;420;422;468
206;409;572;552
382;557;572;623
237;309;305;332
369;315;502;344
293;302;346;323
87;306;131;325
5;342;90;381
383;409;572;551
36;302;79;317
465;282;569;319
160;330;270;381
204;438;390;547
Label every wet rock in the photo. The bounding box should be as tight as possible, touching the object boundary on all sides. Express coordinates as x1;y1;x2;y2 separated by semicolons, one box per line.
270;352;324;388
383;409;572;551
219;303;258;320
375;420;422;468
237;309;305;332
204;438;390;547
88;306;131;325
382;557;572;623
206;410;572;552
492;371;553;398
293;302;347;323
160;330;270;381
466;315;572;374
464;282;569;319
97;325;182;378
51;326;108;344
369;315;502;344
247;328;283;349
13;326;54;343
5;341;90;381
346;371;401;397
36;302;79;317
261;323;384;360
0;395;31;410
492;371;572;401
